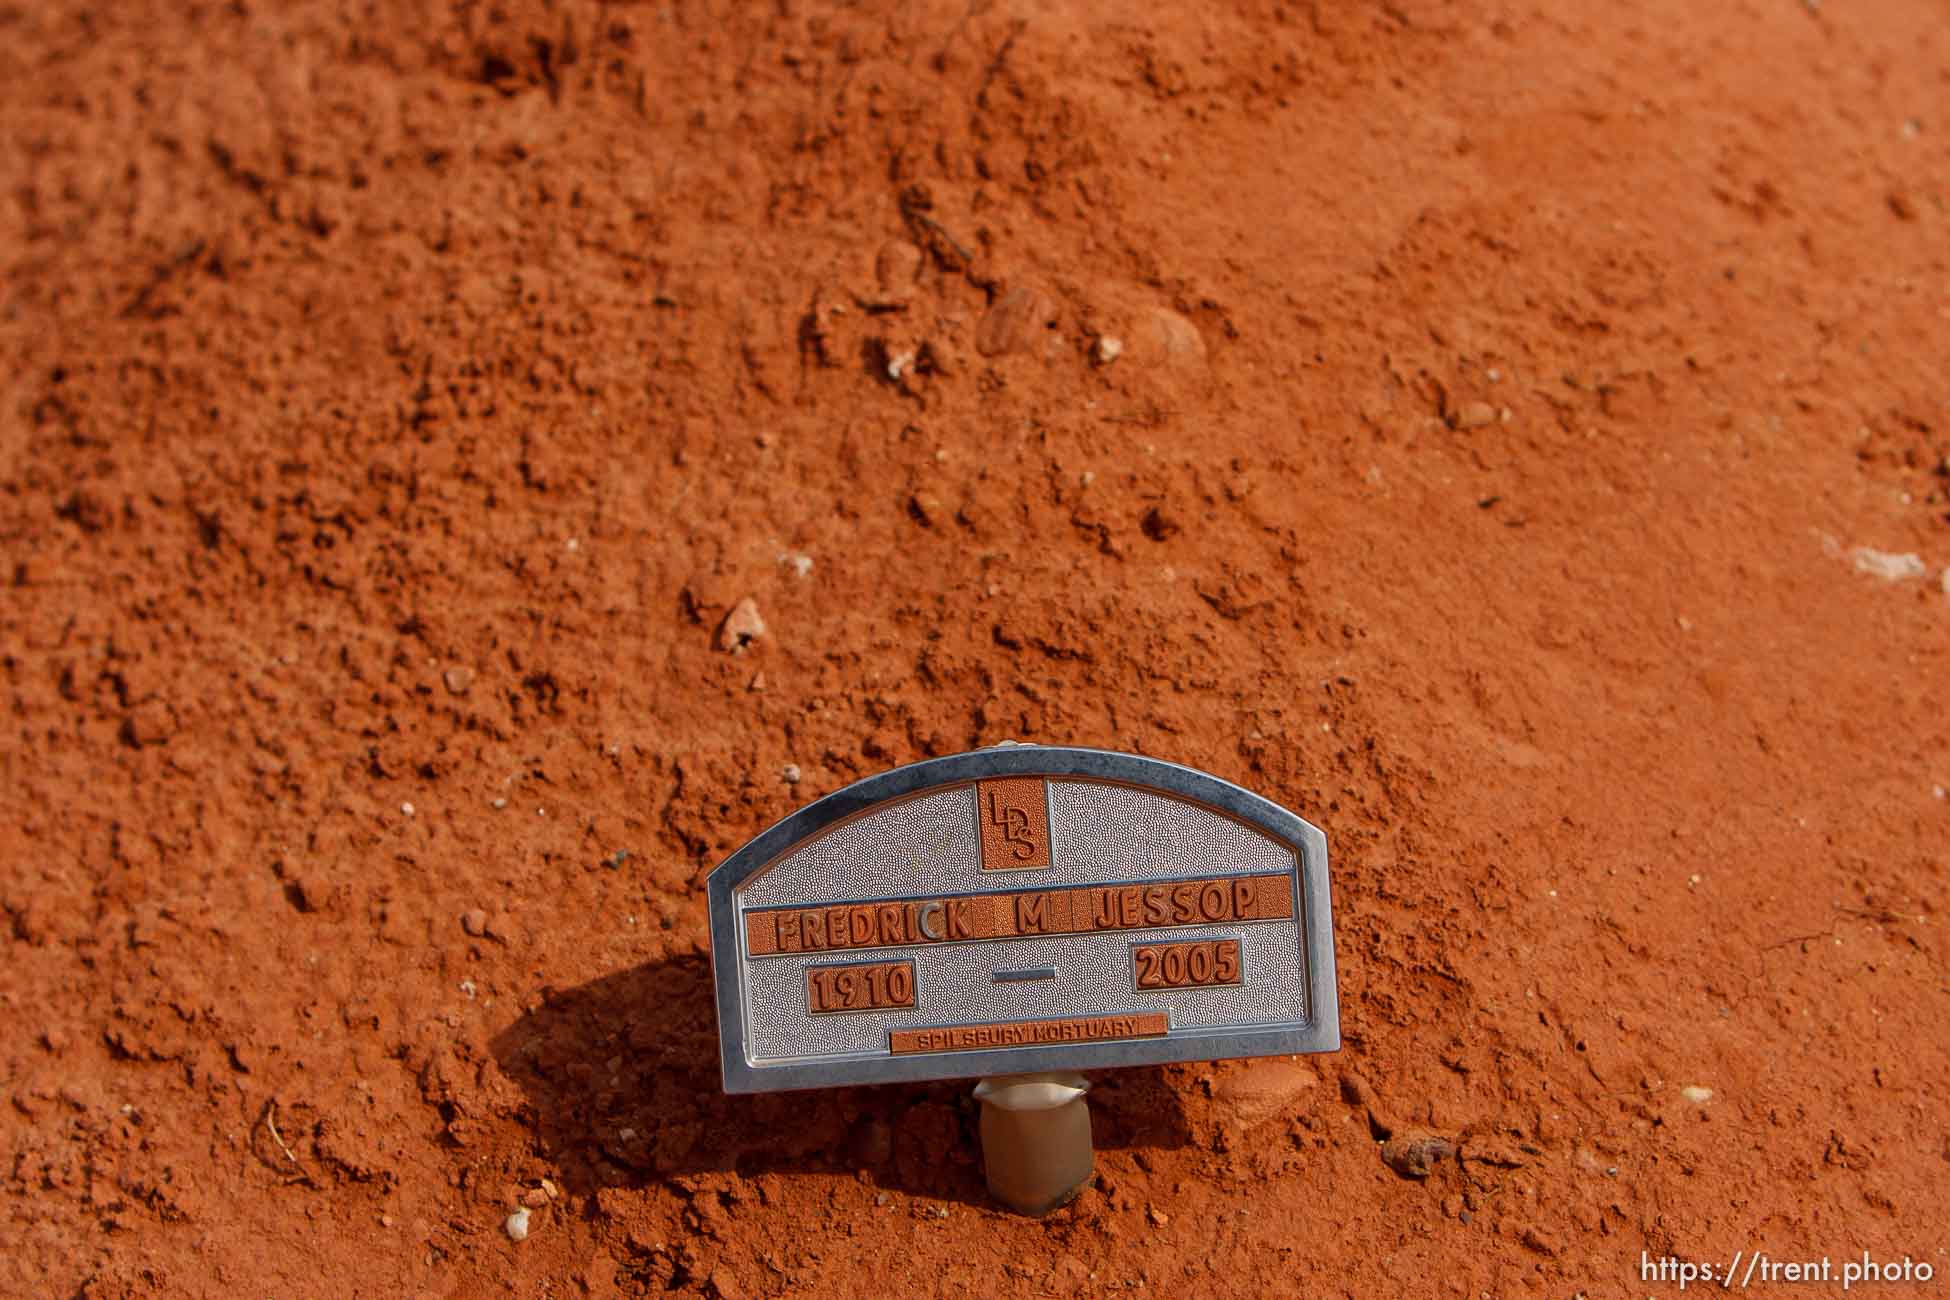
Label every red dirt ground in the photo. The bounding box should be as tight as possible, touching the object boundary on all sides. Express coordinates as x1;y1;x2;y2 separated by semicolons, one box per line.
4;1;1948;1295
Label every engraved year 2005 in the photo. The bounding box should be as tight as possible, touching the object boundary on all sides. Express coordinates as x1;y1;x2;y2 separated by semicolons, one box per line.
1133;938;1241;990
806;960;916;1014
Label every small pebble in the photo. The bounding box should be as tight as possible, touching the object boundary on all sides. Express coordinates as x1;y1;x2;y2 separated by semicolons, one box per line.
1131;307;1205;367
717;597;766;653
1849;548;1925;581
975;286;1047;357
1093;335;1124;366
1380;1133;1457;1179
1680;1085;1713;1104
505;1208;531;1242
1453;400;1497;430
523;1188;549;1208
874;240;923;301
909;491;945;527
782;763;802;785
443;666;475;695
491;797;507;810
461;909;488;937
400;802;415;817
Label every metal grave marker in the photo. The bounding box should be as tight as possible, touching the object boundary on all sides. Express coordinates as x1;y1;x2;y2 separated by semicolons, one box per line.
708;745;1339;1094
709;748;1333;1216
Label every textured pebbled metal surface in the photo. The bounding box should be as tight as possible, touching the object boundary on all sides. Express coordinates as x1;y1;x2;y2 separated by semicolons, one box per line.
708;746;1339;1092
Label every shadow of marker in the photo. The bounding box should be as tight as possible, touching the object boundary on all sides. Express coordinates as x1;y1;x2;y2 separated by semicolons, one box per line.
490;952;1196;1208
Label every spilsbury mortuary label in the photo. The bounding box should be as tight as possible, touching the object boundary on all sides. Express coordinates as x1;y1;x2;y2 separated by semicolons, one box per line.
706;746;1339;1093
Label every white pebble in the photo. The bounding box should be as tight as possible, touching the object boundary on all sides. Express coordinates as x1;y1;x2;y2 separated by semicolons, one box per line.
566;537;579;552
1093;335;1124;366
401;802;415;817
1849;547;1925;581
505;1208;531;1241
887;349;916;381
1680;1085;1713;1104
491;797;507;810
782;763;802;785
618;1127;637;1141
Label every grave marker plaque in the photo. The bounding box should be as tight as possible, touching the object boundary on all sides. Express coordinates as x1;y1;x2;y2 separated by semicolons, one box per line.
709;745;1339;1093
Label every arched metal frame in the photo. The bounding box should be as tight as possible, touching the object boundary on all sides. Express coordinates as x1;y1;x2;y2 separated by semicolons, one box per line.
707;745;1340;1093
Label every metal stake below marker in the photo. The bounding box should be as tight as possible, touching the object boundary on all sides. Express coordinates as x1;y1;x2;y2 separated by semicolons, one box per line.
972;1071;1092;1215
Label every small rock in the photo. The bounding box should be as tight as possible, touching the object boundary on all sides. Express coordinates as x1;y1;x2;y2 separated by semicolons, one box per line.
874;240;923;302
505;1207;531;1242
1452;400;1497;430
716;598;766;653
461;909;489;937
781;763;802;785
1461;1137;1529;1168
444;666;475;695
1680;1085;1713;1104
747;671;766;693
400;802;415;817
121;698;179;748
523;1187;549;1208
709;1266;742;1300
1147;1206;1170;1226
1380;1132;1457;1179
1093;335;1124;366
1122;307;1205;369
1849;548;1925;581
975;286;1049;357
909;492;945;528
1519;1224;1558;1257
